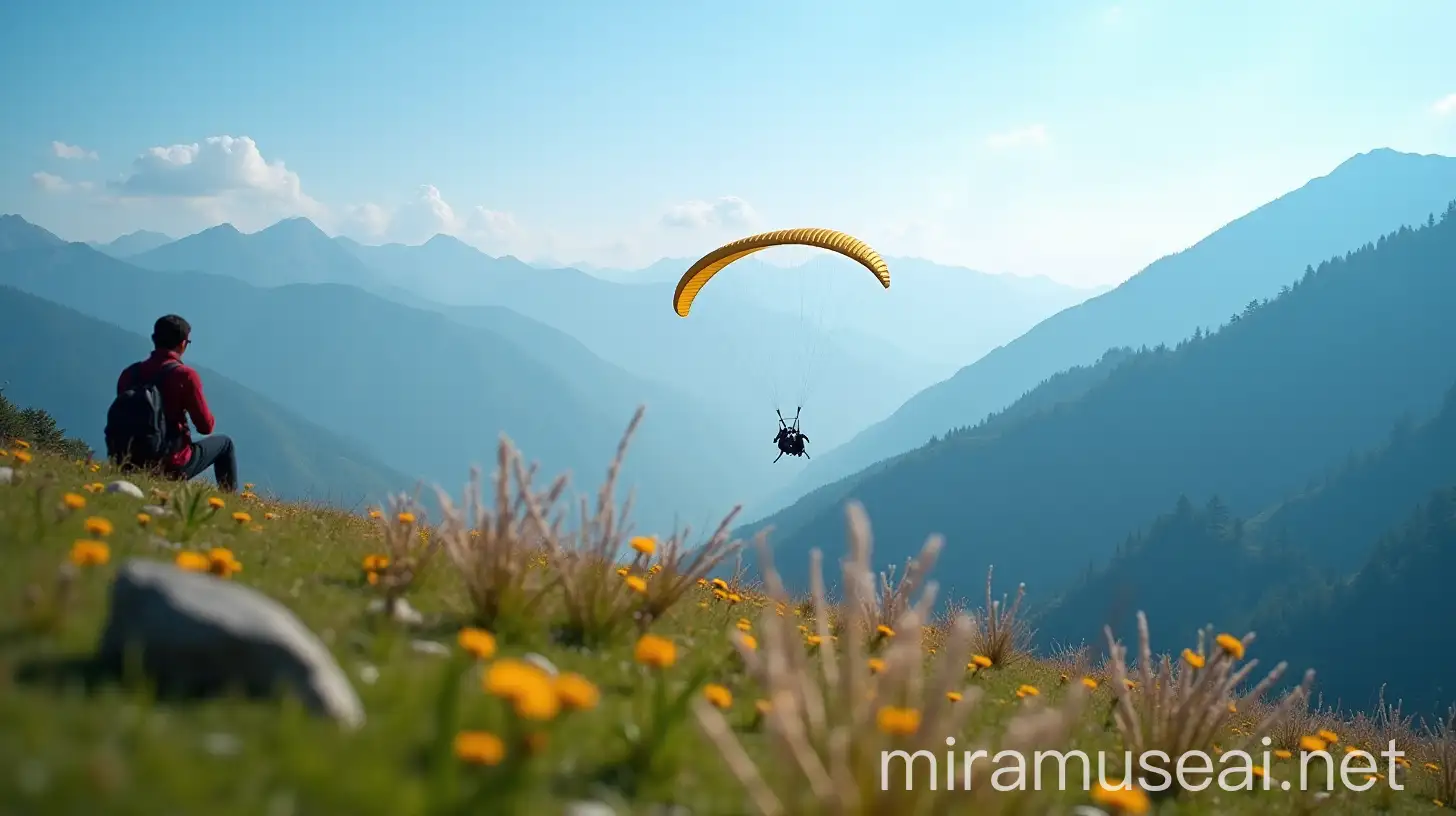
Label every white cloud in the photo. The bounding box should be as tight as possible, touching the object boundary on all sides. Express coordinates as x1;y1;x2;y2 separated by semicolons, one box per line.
102;135;325;231
1432;93;1456;117
339;185;531;256
32;171;72;192
661;195;759;229
52;141;98;160
985;124;1050;150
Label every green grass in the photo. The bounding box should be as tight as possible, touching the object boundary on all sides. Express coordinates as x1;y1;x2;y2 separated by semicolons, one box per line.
0;442;1451;815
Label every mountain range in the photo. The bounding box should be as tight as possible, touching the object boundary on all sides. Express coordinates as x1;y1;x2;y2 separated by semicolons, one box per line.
782;149;1456;502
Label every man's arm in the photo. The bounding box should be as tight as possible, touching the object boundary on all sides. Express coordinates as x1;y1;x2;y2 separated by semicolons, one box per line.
115;364;134;395
180;368;216;435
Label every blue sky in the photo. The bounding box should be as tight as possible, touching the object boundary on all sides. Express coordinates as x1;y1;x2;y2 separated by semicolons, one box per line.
2;0;1453;286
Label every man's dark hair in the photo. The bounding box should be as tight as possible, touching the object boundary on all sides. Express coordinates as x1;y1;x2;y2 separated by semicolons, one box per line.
152;314;191;350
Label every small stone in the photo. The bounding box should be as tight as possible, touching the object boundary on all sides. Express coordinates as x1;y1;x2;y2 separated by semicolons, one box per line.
357;664;379;685
410;639;450;657
523;652;558;676
140;504;170;517
564;802;617;816
106;480;145;499
0;466;13;485
95;559;365;728
202;732;241;756
366;597;423;625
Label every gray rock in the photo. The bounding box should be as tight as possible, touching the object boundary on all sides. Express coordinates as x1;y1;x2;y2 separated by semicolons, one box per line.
96;559;364;728
140;504;170;516
366;596;423;625
523;652;558;676
410;639;450;657
0;466;13;485
106;480;145;499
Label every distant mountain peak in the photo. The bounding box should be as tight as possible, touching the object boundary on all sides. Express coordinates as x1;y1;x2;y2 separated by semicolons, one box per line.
258;217;328;239
0;213;66;251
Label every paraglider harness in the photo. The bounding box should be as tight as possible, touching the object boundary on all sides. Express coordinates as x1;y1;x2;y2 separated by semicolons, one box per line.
773;408;810;462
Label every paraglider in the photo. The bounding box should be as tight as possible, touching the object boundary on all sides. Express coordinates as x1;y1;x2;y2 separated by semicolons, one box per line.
672;228;890;462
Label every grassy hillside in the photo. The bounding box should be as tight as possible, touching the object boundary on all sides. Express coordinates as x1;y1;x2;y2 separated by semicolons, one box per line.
2;434;1451;814
758;200;1456;600
0;235;750;532
793;149;1456;497
0;285;410;505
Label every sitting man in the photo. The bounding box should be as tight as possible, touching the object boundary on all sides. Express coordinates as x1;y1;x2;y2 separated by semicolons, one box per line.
106;314;238;492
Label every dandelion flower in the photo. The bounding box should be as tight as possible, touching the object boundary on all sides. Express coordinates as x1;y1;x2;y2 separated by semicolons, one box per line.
704;683;733;709
83;517;114;537
457;628;497;659
946;691;963;702
1181;648;1205;669
243;482;254;490
207;547;242;578
634;634;677;669
876;625;895;638
805;634;822;647
1215;633;1245;660
1081;677;1099;690
876;706;920;736
368;509;382;519
362;554;389;572
175;551;210;572
736;618;752;632
629;535;656;556
230;511;251;524
13;451;32;465
1274;750;1293;759
70;539;110;567
511;683;561;721
969;654;992;670
207;496;225;510
553;673;600;711
1316;729;1339;744
739;634;758;651
62;493;86;510
625;575;648;594
867;658;886;674
264;512;276;520
711;578;729;591
1016;684;1040;698
453;731;505;765
615;566;629;577
396;511;415;524
1093;781;1151;814
136;512;151;527
1299;735;1328;753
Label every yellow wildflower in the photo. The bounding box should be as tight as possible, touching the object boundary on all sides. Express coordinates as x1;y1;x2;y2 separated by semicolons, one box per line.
207;547;242;578
136;512;151;527
207;496;225;510
553;673;600;711
453;731;505;765
70;539;110;567
1299;735;1328;753
876;624;895;638
362;554;389;572
231;511;251;524
1274;749;1293;759
710;578;728;591
1016;684;1040;698
969;654;992;669
1316;729;1338;744
1181;648;1205;669
1081;677;1099;690
1215;633;1245;660
62;493;86;510
946;691;963;702
457;628;497;659
704;683;733;709
634;634;677;669
13;440;30;448
876;706;921;736
13;451;32;465
625;575;648;594
739;634;758;651
1092;781;1150;815
264;512;276;520
396;511;415;524
83;517;113;537
736;618;752;631
629;535;656;556
175;551;210;571
867;658;886;674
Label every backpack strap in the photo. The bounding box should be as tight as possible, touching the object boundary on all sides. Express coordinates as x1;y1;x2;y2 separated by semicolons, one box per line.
148;360;182;388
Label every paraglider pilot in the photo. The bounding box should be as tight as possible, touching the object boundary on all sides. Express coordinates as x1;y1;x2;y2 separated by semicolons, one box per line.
774;408;810;462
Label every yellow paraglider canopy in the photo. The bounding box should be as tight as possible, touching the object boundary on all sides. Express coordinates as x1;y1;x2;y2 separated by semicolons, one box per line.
672;227;890;317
